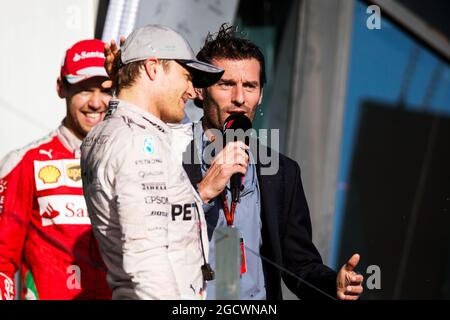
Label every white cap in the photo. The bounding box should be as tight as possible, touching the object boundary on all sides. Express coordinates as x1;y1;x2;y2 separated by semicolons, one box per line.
121;24;224;87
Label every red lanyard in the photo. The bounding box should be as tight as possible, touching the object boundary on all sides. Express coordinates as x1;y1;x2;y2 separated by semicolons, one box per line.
220;191;237;226
221;192;247;275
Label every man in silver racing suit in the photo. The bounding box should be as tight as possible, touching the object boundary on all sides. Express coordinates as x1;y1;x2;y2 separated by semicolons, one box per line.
80;25;224;299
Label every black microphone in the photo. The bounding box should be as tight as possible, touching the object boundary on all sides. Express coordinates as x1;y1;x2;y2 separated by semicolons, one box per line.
222;113;252;203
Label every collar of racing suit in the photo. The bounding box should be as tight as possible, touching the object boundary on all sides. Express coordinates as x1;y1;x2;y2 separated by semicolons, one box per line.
117;99;199;167
57;124;82;158
112;99;172;136
114;99;197;165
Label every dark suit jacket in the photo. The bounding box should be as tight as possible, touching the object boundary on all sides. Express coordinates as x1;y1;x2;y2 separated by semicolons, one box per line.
183;140;337;300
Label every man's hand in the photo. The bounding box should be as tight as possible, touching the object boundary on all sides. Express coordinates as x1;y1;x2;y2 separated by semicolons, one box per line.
197;141;249;203
336;253;364;300
102;36;125;88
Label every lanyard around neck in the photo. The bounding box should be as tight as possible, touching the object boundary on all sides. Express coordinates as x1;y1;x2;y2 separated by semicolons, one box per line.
220;191;237;226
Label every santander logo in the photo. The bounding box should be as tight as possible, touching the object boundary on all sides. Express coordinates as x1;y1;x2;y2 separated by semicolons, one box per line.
73;51;105;62
38;195;91;226
41;203;60;219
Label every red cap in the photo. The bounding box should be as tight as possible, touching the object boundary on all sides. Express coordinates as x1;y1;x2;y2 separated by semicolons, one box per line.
60;39;108;84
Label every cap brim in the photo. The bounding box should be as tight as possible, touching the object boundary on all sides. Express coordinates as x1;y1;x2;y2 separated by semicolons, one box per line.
65;67;109;84
177;60;224;88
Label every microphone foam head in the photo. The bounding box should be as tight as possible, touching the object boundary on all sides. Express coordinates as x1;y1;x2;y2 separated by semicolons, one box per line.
223;113;252;132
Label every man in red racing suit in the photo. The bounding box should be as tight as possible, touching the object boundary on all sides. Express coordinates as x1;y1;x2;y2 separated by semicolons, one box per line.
0;39;112;300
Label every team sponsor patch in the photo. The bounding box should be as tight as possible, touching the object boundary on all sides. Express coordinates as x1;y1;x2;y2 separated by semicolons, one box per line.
171;203;199;221
38;149;53;159
38;165;61;184
138;170;164;178
34;159;83;190
143;137;154;155
0;180;6;215
149;211;168;217
145;195;169;204
73;50;105;62
142;182;166;191
134;158;163;165
38;195;90;227
66;164;81;182
0;272;15;300
0;180;7;194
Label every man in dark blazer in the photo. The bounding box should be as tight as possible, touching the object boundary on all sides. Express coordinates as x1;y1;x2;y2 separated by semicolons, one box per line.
182;24;364;300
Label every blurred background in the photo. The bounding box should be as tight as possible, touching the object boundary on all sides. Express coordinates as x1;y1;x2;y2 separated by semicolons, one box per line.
1;0;449;299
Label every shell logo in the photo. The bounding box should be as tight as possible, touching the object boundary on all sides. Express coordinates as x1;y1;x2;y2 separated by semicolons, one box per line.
38;165;61;184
